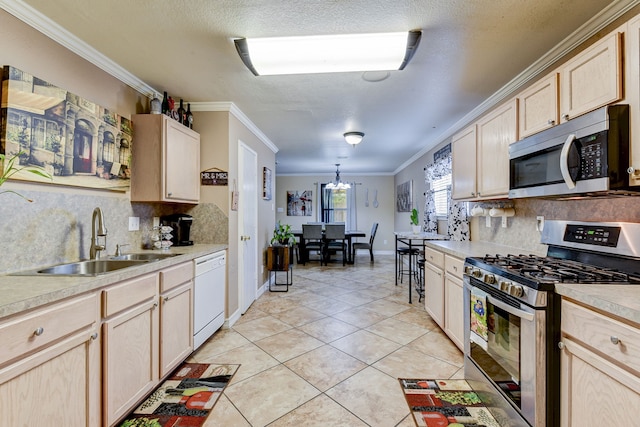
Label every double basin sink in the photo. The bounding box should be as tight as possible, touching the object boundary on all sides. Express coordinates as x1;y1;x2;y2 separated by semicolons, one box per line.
14;253;179;276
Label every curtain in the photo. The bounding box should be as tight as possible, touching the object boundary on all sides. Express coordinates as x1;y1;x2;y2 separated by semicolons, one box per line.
424;154;469;241
346;183;357;231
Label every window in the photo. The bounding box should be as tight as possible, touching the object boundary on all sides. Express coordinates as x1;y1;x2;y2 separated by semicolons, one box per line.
432;173;451;217
320;185;347;223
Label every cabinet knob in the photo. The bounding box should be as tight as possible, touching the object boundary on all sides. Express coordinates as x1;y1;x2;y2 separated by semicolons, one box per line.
163;296;170;302
453;266;458;271
562;113;570;120
547;119;556;125
153;302;158;309
90;332;98;340
610;336;620;345
167;192;173;197
557;341;565;350
627;166;640;176
33;327;44;336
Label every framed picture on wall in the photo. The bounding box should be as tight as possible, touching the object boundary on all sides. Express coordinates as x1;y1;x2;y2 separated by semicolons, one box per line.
262;166;272;200
396;180;412;212
287;190;312;216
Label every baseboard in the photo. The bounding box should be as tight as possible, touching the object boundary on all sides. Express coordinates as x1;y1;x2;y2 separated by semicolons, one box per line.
225;307;242;328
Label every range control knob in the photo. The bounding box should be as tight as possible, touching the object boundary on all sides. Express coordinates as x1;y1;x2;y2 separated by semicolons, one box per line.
472;269;483;279
483;274;496;285
464;266;474;275
509;285;524;298
500;281;511;292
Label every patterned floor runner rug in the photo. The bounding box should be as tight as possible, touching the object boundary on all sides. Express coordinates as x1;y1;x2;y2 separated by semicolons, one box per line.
399;378;502;427
119;363;240;427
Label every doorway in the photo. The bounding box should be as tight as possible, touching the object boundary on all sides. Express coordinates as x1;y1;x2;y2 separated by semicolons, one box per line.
239;142;258;314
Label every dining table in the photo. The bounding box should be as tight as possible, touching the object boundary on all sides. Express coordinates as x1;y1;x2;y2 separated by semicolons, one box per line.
394;231;449;304
292;229;366;264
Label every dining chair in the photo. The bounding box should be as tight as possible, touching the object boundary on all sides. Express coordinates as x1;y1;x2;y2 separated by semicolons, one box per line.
301;224;324;264
353;222;378;263
323;223;347;265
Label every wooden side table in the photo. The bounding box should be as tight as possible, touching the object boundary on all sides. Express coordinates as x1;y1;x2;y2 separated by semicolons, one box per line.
267;246;293;292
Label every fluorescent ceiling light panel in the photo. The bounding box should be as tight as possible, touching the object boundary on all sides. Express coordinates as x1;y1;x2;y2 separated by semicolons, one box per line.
235;31;421;76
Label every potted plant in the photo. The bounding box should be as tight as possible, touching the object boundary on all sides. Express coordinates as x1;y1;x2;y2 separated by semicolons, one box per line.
268;222;295;271
410;208;421;234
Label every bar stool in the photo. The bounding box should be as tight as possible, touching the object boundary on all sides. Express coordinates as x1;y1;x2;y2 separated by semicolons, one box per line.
397;246;420;284
416;258;425;302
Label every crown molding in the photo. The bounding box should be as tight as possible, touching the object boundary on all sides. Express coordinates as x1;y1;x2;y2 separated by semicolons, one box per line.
0;0;157;97
394;0;639;174
190;102;279;154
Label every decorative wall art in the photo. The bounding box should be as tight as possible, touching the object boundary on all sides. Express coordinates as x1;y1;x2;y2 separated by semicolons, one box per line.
0;65;132;191
287;190;312;216
396;180;413;212
262;166;272;200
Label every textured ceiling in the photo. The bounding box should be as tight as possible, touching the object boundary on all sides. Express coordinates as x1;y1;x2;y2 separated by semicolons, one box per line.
11;0;632;175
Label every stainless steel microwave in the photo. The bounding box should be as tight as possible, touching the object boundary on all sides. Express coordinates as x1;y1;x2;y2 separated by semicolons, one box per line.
509;104;634;198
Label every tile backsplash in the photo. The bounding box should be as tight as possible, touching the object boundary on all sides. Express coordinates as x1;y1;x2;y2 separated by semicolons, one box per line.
0;188;227;274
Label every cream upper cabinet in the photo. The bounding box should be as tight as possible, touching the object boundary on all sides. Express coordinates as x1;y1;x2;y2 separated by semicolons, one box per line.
626;16;640;186
476;98;517;199
0;292;100;426
560;299;640;426
451;124;477;200
559;31;622;122
131;114;201;204
518;73;559;138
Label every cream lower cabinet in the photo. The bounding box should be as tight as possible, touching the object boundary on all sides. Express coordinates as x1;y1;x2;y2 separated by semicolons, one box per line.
159;261;194;377
424;247;445;328
0;292;100;426
102;273;159;427
443;255;464;351
560;299;640;426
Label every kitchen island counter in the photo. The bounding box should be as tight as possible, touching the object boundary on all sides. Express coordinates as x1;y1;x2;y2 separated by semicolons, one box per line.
0;244;227;320
423;239;547;260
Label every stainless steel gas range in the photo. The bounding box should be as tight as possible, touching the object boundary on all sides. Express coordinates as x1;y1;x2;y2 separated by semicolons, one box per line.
463;220;640;427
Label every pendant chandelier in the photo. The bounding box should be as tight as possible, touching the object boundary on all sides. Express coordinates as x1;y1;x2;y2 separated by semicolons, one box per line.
326;164;351;189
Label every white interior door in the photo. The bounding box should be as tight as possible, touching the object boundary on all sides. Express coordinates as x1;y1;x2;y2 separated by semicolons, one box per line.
239;142;258;314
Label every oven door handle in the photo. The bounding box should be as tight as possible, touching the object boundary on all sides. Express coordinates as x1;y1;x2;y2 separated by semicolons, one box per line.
483;290;535;322
560;133;577;189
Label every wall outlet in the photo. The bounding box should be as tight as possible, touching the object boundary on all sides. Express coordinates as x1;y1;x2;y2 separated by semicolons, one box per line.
128;217;140;231
383;239;388;245
536;216;545;232
153;216;160;227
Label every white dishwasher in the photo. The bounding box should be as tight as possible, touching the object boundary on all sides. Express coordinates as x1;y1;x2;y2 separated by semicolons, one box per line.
193;251;226;350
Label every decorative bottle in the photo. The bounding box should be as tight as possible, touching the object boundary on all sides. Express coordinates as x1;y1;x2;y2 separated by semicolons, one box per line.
177;99;186;125
161;91;170;116
150;93;161;114
186;103;194;129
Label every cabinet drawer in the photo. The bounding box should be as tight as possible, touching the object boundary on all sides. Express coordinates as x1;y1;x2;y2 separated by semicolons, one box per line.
423;247;444;268
160;261;193;293
103;273;157;318
0;292;98;367
562;299;640;374
445;255;464;278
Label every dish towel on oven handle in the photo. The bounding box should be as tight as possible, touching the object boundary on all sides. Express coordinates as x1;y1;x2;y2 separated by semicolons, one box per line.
470;287;489;347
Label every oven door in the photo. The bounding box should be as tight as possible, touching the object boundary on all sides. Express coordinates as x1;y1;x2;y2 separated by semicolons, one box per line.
463;275;547;427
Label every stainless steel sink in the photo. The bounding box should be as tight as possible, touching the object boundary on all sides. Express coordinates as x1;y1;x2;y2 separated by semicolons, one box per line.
109;253;179;261
13;259;149;276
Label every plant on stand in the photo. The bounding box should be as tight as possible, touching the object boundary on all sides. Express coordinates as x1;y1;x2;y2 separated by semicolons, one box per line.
0;151;52;202
269;222;296;271
271;222;295;246
410;208;421;234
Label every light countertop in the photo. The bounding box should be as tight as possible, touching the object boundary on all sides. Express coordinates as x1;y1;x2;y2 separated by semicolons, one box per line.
0;244;227;320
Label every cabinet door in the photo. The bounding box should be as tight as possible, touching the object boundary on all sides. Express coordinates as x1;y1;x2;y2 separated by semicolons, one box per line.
451;124;477;200
477;98;517;198
0;329;100;426
518;73;559;138
560;31;622;122
560;338;640;426
160;282;193;377
103;300;159;426
627;16;640;187
424;262;444;328
444;274;464;351
165;118;200;203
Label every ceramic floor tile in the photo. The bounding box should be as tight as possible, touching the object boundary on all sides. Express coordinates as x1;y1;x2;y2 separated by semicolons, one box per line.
331;305;389;328
267;394;369;426
325;366;410;427
284;344;367;391
187;329;251;362
202;394;250;427
208;342;280;383
225;364;321;427
272;305;327;327
330;329;402;364
392;307;439;330
336;290;379;306
372;345;460;379
304;296;355;316
234;306;269;325
232;315;292;341
365;317;430;345
298;316;359;343
251;296;301;315
255;328;324;362
407;330;464;367
361;298;411;317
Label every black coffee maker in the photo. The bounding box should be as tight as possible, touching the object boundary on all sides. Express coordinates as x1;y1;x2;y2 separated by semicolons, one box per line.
160;214;193;246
